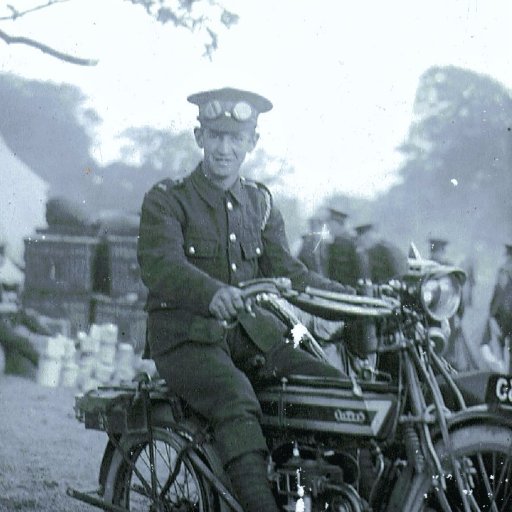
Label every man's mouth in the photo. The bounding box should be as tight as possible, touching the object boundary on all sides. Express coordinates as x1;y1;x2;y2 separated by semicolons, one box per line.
214;158;233;165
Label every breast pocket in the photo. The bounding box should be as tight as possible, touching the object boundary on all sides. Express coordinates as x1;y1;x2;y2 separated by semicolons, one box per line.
184;237;218;258
241;237;264;260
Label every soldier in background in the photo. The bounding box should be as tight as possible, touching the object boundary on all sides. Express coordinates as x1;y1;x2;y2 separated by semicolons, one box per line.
353;223;407;285
481;244;512;372
297;213;328;275
326;209;359;287
428;238;451;265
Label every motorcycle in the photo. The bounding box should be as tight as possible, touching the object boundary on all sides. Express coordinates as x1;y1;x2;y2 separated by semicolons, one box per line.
68;244;512;511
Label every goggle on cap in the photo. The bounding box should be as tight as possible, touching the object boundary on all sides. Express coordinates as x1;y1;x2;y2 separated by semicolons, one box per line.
187;87;273;132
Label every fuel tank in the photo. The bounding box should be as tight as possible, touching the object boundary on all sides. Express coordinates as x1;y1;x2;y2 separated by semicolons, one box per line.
257;375;398;440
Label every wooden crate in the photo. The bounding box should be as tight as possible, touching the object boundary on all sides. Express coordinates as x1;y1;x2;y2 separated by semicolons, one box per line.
24;233;98;294
96;236;147;300
91;295;147;354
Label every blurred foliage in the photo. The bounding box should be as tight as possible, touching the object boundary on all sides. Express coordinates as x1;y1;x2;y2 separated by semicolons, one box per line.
125;0;239;59
0;0;237;65
372;66;512;260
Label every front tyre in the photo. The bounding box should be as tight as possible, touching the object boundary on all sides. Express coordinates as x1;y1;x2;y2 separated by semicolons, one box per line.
401;424;512;511
103;427;217;511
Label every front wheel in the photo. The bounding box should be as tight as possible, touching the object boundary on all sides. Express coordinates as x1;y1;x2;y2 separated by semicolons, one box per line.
400;424;512;511
103;427;218;511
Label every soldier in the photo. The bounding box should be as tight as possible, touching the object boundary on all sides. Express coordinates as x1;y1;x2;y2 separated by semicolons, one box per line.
483;244;512;371
297;213;328;275
428;238;451;265
137;87;354;512
354;223;407;284
326;209;360;287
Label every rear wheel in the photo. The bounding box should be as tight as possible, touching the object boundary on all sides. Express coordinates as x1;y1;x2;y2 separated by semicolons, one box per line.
401;424;512;511
103;427;217;511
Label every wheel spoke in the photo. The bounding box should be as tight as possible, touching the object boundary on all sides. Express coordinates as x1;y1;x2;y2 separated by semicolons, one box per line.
476;453;499;512
111;433;207;511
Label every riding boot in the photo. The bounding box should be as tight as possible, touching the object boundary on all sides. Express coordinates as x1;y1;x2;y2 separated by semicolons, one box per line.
225;451;279;512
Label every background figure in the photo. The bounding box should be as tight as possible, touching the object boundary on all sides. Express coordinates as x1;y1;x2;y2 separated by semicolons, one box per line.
428;237;451;265
326;209;359;287
481;244;512;372
297;214;329;276
353;223;407;284
460;253;477;308
428;237;476;371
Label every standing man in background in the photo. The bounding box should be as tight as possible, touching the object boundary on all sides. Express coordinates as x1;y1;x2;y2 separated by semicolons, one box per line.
482;244;512;372
297;213;329;275
326;209;359;287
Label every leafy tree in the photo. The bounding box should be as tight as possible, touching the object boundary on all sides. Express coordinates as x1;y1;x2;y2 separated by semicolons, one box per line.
374;66;512;255
0;0;238;66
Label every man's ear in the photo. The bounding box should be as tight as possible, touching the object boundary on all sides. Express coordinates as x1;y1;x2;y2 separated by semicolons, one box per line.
194;127;204;149
247;131;259;153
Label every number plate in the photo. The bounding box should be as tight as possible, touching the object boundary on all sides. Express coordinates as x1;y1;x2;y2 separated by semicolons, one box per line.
486;375;512;405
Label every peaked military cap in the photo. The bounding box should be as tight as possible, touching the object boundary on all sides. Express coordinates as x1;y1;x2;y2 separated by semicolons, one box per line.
505;243;512;255
355;223;374;236
187;87;273;132
328;208;349;223
429;238;449;251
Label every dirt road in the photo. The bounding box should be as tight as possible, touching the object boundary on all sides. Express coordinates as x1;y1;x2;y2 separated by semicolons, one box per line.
0;375;105;512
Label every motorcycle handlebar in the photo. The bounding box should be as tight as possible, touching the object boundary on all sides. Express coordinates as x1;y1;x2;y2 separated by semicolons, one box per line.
237;278;400;320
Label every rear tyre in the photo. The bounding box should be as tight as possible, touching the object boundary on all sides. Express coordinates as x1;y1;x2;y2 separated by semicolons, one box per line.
103;427;217;511
400;424;512;512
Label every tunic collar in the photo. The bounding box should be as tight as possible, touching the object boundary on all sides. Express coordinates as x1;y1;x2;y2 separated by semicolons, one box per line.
191;163;245;207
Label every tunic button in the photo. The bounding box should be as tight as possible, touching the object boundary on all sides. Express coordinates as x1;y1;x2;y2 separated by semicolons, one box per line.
255;247;261;256
188;246;196;255
226;201;233;211
231;263;237;272
229;233;237;242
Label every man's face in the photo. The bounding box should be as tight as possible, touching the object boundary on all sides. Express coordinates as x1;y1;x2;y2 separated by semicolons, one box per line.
195;127;258;184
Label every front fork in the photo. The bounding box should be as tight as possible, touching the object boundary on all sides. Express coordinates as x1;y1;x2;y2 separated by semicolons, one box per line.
403;343;477;512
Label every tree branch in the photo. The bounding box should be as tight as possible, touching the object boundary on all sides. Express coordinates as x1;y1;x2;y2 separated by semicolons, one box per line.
0;28;98;66
0;0;71;21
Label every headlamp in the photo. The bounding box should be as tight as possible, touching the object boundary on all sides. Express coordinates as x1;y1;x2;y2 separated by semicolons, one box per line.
420;273;462;321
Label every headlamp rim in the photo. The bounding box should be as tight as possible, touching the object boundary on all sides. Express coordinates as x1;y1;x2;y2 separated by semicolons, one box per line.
420;272;462;321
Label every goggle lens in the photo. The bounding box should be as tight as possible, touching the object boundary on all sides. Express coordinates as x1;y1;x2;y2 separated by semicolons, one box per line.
202;100;253;121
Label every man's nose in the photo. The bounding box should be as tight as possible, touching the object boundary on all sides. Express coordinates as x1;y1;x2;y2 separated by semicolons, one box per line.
218;134;231;153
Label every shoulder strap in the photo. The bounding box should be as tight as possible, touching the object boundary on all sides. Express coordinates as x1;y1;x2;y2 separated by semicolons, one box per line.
154;176;185;193
242;178;272;231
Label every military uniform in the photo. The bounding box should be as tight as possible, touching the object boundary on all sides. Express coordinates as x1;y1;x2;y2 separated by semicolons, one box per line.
490;256;512;341
138;87;355;512
297;232;328;275
138;163;347;463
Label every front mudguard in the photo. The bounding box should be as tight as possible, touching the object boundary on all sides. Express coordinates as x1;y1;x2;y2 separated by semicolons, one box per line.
386;405;512;511
443;403;512;433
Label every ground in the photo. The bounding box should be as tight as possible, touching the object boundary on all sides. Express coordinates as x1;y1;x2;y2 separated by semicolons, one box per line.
0;375;106;512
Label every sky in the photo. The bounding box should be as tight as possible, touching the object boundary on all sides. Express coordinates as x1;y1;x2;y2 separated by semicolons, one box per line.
2;0;512;211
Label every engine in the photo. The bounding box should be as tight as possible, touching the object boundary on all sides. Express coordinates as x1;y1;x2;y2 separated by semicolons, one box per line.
269;443;367;512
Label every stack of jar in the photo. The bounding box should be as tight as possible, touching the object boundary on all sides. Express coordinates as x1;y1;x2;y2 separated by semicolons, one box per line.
76;323;141;391
36;334;77;387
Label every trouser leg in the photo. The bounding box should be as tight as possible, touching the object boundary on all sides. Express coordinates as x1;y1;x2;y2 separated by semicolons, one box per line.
153;342;268;465
154;342;280;511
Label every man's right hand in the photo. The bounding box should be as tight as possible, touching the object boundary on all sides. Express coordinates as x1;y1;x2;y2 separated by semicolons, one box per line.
209;286;247;321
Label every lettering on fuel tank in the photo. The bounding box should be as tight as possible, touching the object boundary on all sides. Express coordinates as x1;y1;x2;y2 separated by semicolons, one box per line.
495;377;512;404
334;409;366;424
